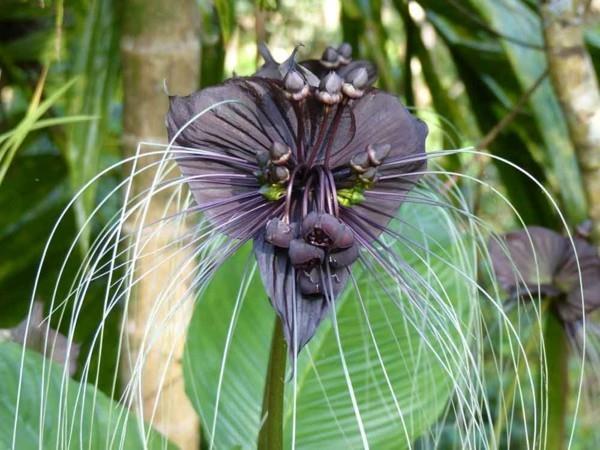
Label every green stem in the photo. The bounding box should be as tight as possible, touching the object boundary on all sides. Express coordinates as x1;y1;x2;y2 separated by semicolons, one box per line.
544;311;569;450
492;324;539;448
258;317;287;450
492;302;549;448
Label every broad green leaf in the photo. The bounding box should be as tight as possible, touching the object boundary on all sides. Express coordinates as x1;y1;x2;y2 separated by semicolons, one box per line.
0;149;76;326
184;201;475;448
0;342;174;449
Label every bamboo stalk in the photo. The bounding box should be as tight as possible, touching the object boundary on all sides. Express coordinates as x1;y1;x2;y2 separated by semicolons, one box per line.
541;0;600;242
120;1;201;448
541;3;600;447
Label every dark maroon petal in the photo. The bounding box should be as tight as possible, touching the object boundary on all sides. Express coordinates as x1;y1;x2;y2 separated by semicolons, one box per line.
335;90;427;238
289;239;324;267
254;232;349;356
265;218;296;248
328;243;359;269
488;227;568;298
167;78;297;159
167;77;299;236
555;237;600;321
298;267;323;296
301;212;346;248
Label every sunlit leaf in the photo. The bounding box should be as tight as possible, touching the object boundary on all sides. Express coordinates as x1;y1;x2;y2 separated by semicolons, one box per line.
0;342;174;449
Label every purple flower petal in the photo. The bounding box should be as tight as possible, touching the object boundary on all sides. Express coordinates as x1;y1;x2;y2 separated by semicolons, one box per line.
488;226;567;298
555;237;600;322
254;231;348;355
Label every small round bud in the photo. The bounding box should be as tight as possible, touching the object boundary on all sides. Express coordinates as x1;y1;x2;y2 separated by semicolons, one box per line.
284;70;309;101
289;239;324;268
350;152;370;173
321;46;340;69
269;142;291;165
298;267;322;296
337;43;352;64
342;67;369;98
367;143;391;166
269;165;290;184
576;220;593;240
358;167;378;184
284;70;304;92
317;72;343;105
256;149;270;168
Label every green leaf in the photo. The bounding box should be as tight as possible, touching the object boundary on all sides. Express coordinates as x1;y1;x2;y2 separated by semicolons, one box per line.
184;201;475;448
469;0;587;224
0;342;174;449
214;0;235;45
63;0;121;251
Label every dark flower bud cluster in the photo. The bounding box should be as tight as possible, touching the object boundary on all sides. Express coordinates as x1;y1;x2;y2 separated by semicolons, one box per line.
320;43;353;68
266;212;359;296
349;143;391;186
272;41;377;106
255;142;293;185
168;41;428;355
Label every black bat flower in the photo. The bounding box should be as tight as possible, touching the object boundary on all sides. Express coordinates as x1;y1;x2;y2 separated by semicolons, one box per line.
489;226;600;324
166;43;427;356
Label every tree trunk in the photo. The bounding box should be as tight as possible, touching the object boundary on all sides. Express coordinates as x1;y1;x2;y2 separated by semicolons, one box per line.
541;0;600;242
541;3;600;449
121;1;200;449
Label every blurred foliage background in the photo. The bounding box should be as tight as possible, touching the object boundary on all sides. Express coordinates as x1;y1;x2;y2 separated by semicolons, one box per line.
1;0;600;449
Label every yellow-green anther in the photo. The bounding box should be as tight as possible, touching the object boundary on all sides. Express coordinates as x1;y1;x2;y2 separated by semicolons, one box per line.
337;187;365;206
260;184;286;201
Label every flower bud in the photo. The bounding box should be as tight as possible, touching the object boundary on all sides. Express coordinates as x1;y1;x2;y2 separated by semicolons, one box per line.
256;149;270;168
337;42;352;64
284;70;309;100
358;167;378;184
342;67;369;98
269;165;290;184
367;143;391;166
316;72;343;105
269;142;292;165
350;152;370;173
302;212;345;248
321;46;339;69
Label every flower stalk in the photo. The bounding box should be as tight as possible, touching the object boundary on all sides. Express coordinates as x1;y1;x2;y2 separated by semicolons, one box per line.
543;308;569;450
258;316;287;450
